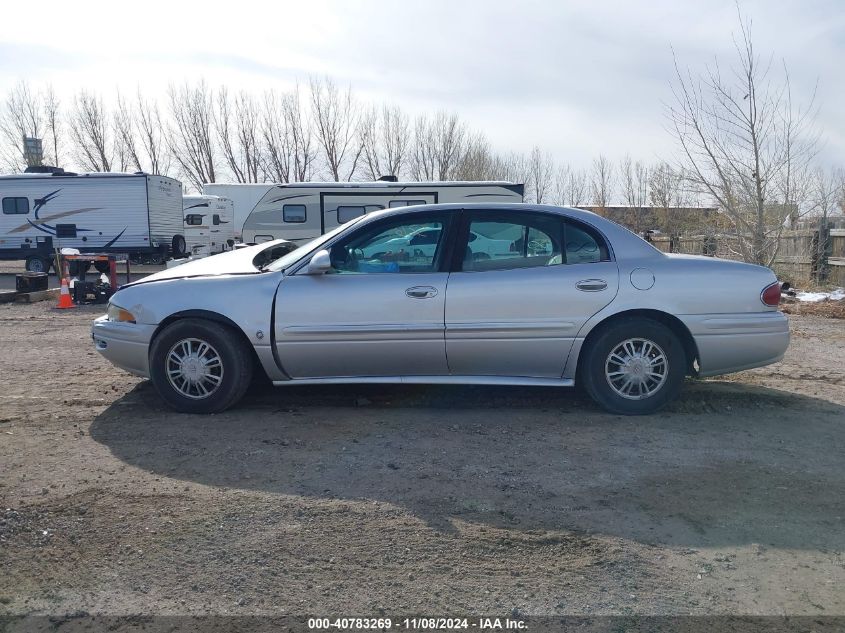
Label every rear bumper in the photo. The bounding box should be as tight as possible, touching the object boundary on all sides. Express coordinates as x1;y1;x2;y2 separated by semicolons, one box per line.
679;311;790;377
91;315;156;378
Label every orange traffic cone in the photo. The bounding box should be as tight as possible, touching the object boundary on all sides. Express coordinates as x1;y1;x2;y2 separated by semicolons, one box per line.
56;277;76;309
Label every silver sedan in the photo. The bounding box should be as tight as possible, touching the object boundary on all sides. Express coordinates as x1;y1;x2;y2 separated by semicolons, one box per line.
92;204;789;415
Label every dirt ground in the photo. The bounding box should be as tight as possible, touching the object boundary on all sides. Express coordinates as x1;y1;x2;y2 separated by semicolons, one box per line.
0;300;843;620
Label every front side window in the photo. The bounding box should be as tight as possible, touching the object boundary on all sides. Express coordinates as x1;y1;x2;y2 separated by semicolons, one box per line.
462;212;563;271
283;204;306;223
328;214;449;274
2;197;29;215
185;214;203;226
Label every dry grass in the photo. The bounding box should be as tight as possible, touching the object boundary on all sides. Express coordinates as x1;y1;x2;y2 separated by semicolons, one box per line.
781;298;845;319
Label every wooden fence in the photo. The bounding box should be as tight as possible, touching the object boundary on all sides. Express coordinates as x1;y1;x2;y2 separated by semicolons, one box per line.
648;228;845;286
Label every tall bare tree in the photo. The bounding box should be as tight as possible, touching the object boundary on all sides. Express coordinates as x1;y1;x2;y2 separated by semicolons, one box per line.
68;90;112;172
215;88;261;183
0;81;45;170
359;104;409;180
619;155;649;232
309;76;362;181
114;92;143;172
42;85;62;168
135;92;170;175
589;154;615;209
667;8;819;265
167;81;216;191
553;164;588;207
260;87;315;183
526;146;555;203
808;167;844;282
409;111;467;181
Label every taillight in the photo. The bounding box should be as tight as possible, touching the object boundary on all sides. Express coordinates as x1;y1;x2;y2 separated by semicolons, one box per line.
761;282;781;307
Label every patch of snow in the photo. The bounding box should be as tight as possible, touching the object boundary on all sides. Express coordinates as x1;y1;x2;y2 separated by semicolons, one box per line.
795;288;845;302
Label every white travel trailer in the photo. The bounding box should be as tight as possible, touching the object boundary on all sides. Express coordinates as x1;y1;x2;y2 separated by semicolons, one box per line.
202;183;274;239
183;195;236;256
0;171;185;272
240;181;525;244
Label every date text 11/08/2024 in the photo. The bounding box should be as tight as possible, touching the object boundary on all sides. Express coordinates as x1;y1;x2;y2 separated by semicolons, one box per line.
307;617;527;630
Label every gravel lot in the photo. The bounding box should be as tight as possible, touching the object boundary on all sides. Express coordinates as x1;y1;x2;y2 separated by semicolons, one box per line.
0;300;843;619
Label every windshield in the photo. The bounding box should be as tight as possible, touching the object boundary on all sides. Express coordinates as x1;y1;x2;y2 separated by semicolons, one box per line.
263;218;364;272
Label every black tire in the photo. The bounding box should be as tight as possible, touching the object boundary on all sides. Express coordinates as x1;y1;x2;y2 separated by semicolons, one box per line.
25;256;52;274
580;317;686;415
171;235;187;258
94;261;111;275
149;318;253;414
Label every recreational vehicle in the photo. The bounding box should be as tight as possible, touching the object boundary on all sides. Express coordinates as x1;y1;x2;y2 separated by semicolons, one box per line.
0;171;185;273
183;194;236;256
240;181;525;244
201;183;274;239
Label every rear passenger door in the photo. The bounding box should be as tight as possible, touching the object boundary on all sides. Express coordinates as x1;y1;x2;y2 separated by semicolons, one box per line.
444;209;619;378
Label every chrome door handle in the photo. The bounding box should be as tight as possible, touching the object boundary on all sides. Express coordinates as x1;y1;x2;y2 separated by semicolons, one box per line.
405;286;438;299
576;279;607;292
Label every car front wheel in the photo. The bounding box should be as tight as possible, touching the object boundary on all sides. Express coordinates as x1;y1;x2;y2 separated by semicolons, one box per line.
581;317;685;415
149;318;253;413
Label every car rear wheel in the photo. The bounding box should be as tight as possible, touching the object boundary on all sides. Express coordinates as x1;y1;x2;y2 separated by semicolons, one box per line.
149;318;253;413
581;317;685;415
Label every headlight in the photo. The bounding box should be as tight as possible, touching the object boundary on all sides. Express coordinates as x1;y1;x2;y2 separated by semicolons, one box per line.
107;303;136;323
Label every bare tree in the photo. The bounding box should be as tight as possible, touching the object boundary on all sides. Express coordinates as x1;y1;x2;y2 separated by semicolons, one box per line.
409;111;467;181
167;81;216;191
619;155;649;232
309;76;362;181
649;161;694;234
260;87;315;183
135;92;170;175
359;104;409;180
667;8;819;265
114;92;143;172
526;146;555;203
0;81;44;170
215;88;261;183
42;85;62;168
808;167;844;282
589;154;615;209
554;164;588;207
68;90;112;172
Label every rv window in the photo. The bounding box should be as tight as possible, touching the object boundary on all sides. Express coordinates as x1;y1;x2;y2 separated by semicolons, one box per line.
389;199;427;208
283;204;307;223
212;214;221;225
2;197;29;215
337;205;366;223
185;214;203;226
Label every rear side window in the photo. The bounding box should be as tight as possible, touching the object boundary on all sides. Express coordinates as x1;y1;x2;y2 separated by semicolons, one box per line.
212;214;221;226
2;197;29;214
283;204;306;223
564;220;610;264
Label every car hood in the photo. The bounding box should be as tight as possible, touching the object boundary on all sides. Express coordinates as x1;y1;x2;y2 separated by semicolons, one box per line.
125;240;292;286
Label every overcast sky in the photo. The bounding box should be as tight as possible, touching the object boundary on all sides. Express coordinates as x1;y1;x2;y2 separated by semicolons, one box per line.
1;0;842;170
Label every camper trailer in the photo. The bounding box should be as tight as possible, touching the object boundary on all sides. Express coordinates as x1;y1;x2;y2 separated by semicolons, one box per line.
0;172;185;272
201;183;274;239
240;181;525;244
183;194;236;256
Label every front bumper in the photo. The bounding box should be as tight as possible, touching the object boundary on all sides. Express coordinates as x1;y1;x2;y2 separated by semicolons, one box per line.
91;315;157;378
679;311;790;377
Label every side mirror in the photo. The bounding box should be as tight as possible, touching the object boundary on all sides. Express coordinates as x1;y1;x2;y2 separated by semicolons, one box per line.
304;249;332;274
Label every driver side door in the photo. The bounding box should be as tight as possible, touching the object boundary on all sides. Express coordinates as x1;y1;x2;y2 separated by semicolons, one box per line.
274;212;453;378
